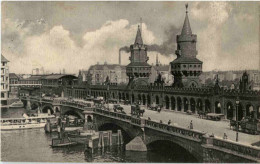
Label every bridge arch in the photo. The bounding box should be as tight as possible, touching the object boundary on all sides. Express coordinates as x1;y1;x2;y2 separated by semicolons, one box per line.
165;95;170;109
147;95;151;106
155;95;160;105
138;94;142;104
142;94;146;105
245;103;254;119
62;109;84;119
41;104;54;114
183;97;189;112
118;92;122;100
215;101;221;114
237;103;244;121
126;93;129;101
226;101;234;120
257;106;260;119
196;99;203;112
31;102;40;110
122;93;125;101
112;92;115;99
177;97;182;111
146;139;199;162
131;94;135;103
190;98;196;113
170;96;175;111
97;122;133;144
205;99;211;113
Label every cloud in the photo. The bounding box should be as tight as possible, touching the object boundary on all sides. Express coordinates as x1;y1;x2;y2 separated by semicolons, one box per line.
3;19;171;74
2;2;259;74
190;2;259;71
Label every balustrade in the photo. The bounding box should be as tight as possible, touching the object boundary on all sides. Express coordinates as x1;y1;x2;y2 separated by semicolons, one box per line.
213;138;260;159
145;120;205;141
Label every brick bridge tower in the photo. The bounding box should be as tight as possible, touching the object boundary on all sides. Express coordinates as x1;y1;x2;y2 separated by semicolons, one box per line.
171;4;203;88
126;25;151;86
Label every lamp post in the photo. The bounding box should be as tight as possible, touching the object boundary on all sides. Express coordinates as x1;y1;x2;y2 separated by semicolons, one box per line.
235;97;239;142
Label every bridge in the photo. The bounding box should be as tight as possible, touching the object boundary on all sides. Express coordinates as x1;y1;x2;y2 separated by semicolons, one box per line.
22;96;260;163
20;96;86;119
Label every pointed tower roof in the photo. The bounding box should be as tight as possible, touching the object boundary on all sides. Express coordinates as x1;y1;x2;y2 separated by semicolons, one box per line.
181;4;192;35
134;25;143;45
1;54;9;62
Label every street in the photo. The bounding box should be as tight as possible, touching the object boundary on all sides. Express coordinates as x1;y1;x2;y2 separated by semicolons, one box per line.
107;103;260;147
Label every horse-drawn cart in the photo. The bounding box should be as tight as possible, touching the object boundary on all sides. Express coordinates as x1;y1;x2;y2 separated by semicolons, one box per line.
113;104;124;113
131;105;145;117
206;113;225;121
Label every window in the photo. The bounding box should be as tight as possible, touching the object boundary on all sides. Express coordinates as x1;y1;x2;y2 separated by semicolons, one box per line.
190;65;192;67
183;65;186;68
198;65;201;68
194;65;196;68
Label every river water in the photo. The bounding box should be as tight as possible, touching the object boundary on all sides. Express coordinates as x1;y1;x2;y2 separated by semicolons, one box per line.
1;108;198;163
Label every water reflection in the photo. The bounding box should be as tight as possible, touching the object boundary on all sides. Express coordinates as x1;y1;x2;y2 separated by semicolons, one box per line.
1;108;198;163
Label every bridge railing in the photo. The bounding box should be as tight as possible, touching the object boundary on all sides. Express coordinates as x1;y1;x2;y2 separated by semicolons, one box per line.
145;120;205;141
60;101;91;110
94;108;132;123
94;108;205;141
42;98;54;103
212;138;260;159
131;117;141;126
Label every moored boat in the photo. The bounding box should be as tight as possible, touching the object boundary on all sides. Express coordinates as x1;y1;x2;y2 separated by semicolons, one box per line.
0;115;55;131
9;100;24;108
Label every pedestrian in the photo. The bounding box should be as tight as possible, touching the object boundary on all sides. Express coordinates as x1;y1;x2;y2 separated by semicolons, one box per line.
168;120;171;125
190;120;193;129
160;120;163;124
148;117;151;121
223;133;228;139
57;125;61;139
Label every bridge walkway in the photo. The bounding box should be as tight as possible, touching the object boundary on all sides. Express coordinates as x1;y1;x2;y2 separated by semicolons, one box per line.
106;104;260;147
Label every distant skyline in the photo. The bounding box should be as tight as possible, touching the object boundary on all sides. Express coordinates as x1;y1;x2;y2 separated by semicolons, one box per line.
2;1;259;74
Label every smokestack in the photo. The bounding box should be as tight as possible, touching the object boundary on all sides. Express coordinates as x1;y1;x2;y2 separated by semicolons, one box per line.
36;68;39;75
119;50;121;65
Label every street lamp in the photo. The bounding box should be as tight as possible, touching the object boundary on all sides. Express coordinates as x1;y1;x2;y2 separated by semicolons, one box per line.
235;97;239;142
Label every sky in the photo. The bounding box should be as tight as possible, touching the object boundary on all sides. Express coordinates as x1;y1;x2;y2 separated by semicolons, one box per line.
2;1;259;74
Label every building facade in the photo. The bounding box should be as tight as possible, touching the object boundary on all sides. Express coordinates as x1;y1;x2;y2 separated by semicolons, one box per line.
1;55;9;106
9;73;20;98
88;63;128;85
63;6;260;121
200;70;260;90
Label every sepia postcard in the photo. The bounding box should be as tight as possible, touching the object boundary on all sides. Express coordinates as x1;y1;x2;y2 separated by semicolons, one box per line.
1;1;260;163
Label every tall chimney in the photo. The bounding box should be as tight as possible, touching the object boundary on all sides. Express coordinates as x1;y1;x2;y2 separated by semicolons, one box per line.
119;50;121;65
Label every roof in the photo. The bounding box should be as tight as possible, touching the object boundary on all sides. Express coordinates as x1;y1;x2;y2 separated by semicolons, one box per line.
20;75;44;81
89;64;126;71
42;74;77;80
9;73;20;79
134;25;143;45
181;12;192;35
127;62;151;67
155;65;170;71
171;57;202;64
82;71;88;74
1;55;9;62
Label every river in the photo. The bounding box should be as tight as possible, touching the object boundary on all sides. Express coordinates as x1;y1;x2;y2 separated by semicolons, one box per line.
1;108;198;162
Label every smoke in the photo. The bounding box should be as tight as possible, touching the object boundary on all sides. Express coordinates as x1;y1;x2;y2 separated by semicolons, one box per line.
148;25;179;56
119;46;130;53
120;25;180;56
